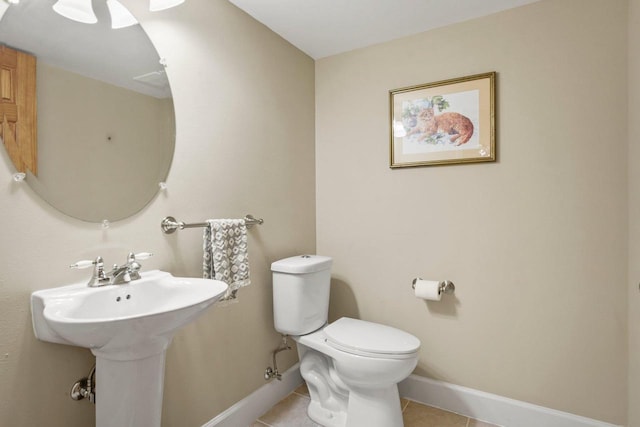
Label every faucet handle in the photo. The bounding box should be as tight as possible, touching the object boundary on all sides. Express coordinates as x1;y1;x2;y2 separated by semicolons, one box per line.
70;260;94;269
123;252;153;264
133;252;153;260
70;257;103;269
121;252;152;282
71;256;109;287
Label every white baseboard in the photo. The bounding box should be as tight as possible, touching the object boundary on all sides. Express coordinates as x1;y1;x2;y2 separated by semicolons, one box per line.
398;374;622;427
202;363;303;427
203;367;621;427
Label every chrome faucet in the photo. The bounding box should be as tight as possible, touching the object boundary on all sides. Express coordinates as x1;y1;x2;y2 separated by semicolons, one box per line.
109;253;142;285
70;256;110;287
70;252;153;287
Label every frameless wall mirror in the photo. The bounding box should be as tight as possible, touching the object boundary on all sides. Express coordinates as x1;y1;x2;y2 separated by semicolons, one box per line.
0;0;175;222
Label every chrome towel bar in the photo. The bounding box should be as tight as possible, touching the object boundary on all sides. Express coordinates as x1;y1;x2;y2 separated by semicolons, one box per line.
161;214;263;234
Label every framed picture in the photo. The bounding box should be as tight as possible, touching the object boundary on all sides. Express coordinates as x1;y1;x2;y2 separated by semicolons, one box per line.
389;72;496;168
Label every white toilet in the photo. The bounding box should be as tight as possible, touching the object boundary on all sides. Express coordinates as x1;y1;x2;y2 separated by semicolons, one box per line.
271;255;420;427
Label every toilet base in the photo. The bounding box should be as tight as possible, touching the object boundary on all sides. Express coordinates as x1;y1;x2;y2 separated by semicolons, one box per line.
305;383;404;427
305;385;403;427
299;344;405;427
307;400;347;427
345;385;403;427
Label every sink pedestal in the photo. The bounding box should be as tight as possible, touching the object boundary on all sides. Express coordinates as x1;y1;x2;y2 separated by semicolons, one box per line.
96;352;166;427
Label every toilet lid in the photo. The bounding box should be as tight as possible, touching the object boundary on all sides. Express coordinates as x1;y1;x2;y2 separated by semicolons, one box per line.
324;317;420;357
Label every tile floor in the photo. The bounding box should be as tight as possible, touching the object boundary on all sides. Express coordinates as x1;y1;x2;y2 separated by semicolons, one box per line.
251;383;500;427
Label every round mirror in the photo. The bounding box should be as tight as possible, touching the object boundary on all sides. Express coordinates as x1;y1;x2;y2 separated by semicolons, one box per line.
0;0;175;222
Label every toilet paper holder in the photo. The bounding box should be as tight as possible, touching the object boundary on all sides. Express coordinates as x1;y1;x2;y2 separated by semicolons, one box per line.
412;278;456;295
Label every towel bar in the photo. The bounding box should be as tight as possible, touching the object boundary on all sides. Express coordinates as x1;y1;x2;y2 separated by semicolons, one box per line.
161;214;263;234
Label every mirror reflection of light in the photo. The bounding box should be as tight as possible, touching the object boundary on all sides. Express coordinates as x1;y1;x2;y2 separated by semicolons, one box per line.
53;0;137;28
106;0;137;29
149;0;185;12
52;0;98;24
0;0;19;22
52;0;187;28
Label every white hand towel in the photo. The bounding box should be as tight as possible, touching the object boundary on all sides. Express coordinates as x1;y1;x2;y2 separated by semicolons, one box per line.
203;218;251;300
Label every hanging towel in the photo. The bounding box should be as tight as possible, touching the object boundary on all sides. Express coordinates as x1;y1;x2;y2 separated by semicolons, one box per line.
203;218;251;301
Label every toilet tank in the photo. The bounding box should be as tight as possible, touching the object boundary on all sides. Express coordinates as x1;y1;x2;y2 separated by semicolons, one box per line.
271;255;332;336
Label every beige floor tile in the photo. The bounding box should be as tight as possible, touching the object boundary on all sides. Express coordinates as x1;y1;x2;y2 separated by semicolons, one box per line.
402;401;469;427
258;392;321;427
468;419;501;427
294;382;310;396
252;388;498;427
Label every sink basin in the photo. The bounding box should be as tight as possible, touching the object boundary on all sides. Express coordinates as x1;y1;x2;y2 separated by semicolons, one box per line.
32;270;228;359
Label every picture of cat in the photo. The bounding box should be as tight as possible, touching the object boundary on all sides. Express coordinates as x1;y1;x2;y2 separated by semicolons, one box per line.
407;107;474;146
391;74;494;165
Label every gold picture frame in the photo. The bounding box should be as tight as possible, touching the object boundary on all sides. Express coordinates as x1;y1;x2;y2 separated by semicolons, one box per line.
390;72;496;168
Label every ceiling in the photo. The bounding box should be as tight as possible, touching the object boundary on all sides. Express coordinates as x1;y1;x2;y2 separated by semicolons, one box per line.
0;0;540;96
228;0;541;59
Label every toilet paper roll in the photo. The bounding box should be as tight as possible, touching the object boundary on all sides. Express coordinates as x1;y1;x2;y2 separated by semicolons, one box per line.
413;279;441;301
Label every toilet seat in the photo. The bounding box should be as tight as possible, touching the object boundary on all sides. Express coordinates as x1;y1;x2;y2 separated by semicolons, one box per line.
323;317;420;359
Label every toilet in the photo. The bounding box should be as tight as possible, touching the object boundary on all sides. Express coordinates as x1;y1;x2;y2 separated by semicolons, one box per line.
271;255;420;427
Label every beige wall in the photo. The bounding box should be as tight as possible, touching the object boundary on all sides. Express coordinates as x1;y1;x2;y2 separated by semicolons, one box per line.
629;0;640;425
316;0;627;424
0;1;314;426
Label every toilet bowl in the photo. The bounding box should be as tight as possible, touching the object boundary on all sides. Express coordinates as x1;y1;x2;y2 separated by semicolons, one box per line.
295;317;419;427
271;255;420;427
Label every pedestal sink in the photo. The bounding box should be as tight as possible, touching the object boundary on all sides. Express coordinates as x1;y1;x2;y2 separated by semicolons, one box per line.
31;270;228;427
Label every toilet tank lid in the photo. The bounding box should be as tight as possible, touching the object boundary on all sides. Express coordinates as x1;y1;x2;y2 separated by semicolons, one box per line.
324;317;421;356
271;255;332;274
